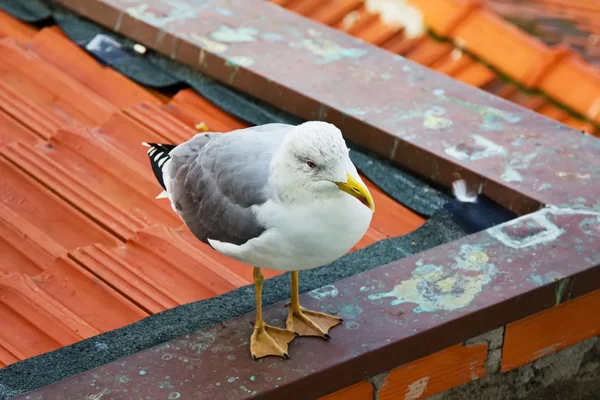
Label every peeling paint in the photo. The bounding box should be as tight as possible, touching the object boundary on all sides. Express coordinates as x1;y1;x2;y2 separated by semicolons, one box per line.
368;245;497;313
444;135;507;162
226;56;255;67
445;96;521;130
210;26;259;43
556;171;591;180
308;284;339;300
501;168;524;183
423;106;453;130
125;1;197;26
189;34;229;54
501;152;539;183
424;115;453;130
489;205;600;249
262;32;284;42
289;33;367;64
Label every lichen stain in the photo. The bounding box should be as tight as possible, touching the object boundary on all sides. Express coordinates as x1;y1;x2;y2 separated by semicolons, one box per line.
210;26;259;43
226;56;255;67
368;245;497;313
338;304;363;321
125;1;197;26
289;31;367;64
444;135;507;162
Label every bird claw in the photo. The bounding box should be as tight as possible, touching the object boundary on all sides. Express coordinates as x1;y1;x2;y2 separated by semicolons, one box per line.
250;324;297;360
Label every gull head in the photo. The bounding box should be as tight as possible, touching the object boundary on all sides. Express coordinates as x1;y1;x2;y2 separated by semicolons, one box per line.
272;121;375;212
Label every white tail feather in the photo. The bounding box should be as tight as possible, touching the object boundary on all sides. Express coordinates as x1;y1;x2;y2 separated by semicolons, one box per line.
155;191;169;199
452;179;477;203
141;142;151;147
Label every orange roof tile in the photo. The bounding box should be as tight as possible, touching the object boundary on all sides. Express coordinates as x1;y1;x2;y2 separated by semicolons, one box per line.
0;13;425;366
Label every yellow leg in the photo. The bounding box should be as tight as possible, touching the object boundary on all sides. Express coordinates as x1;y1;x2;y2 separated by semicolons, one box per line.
286;271;343;339
250;267;297;360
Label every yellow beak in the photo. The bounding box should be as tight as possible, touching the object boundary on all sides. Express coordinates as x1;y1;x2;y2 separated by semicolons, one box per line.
335;173;375;212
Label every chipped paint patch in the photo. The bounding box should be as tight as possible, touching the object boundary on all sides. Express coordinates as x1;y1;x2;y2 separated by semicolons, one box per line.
309;284;339;300
210;26;259;43
446;97;521;130
343;108;368;116
289;33;367;64
538;183;552;192
424;115;453;130
489;205;600;249
125;2;197;26
87;388;110;400
368;245;497;313
556;171;591;180
501;152;538;183
445;135;507;162
226;56;255;67
188;34;229;54
215;8;233;16
423;106;451;130
528;271;564;286
501;168;524;183
262;32;284;42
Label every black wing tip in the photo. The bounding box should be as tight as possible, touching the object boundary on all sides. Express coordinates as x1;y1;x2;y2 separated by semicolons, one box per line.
145;142;177;191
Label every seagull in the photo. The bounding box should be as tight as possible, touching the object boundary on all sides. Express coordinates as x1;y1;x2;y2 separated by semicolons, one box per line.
143;121;375;359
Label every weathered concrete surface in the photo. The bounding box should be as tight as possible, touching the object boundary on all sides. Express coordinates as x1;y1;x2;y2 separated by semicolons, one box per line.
428;336;600;400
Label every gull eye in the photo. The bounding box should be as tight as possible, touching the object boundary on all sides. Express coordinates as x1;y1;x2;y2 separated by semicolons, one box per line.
306;160;316;169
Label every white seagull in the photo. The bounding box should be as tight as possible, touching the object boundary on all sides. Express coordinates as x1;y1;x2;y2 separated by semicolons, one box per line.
143;121;375;359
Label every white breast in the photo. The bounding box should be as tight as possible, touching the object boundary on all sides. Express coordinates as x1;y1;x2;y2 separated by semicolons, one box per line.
208;194;373;271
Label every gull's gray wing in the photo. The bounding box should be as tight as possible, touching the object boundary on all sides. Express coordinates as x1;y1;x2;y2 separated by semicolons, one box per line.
166;123;294;246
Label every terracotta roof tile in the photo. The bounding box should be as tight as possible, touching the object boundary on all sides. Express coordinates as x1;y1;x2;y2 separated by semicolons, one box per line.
310;0;363;26
0;38;116;125
0;110;40;146
0;11;426;366
404;37;453;66
30;27;162;109
0;157;120;250
166;89;247;133
538;54;600;124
